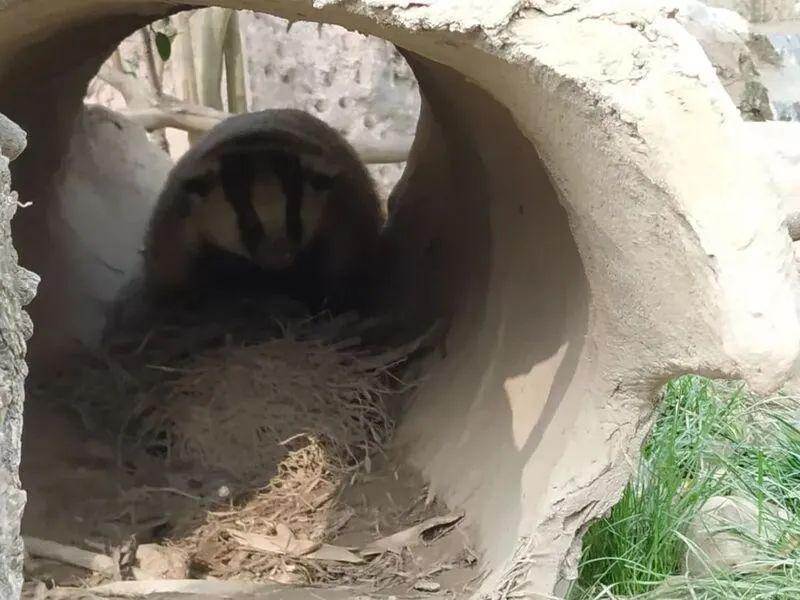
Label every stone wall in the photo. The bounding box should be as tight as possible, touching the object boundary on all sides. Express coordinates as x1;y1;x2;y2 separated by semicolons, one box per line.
241;12;420;200
0;114;37;600
2;1;800;597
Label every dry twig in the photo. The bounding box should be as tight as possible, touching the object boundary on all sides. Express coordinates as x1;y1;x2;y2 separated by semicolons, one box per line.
95;63;412;163
23;537;117;576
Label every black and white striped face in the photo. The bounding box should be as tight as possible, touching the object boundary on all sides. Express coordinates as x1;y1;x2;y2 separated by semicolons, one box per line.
182;150;333;270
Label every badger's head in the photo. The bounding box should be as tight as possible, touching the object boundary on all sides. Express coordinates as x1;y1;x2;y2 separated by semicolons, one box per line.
182;149;335;271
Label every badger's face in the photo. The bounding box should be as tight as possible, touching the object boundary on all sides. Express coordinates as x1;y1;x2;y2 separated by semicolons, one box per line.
249;172;329;270
185;152;333;271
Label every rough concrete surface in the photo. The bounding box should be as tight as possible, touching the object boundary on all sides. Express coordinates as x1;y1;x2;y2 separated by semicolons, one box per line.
0;114;25;162
675;0;774;119
746;120;800;392
18;104;171;370
0;1;799;599
0;113;37;600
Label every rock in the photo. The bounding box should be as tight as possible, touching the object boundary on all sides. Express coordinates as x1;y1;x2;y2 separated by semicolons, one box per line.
0;112;26;161
675;0;774;120
0;115;35;600
133;544;189;580
413;579;441;592
740;80;775;120
684;495;789;576
22;104;172;368
747;33;782;67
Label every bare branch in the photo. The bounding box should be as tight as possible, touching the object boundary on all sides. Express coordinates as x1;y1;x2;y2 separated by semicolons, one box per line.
119;104;412;163
24;537;117;576
155;19;168;82
116;104;228;133
97;63;152;109
139;27;169;153
96;61;412;164
223;11;247;113
139;28;163;97
98;63;189;114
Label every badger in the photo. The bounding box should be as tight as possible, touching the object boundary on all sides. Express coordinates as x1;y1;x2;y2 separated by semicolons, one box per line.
142;109;385;313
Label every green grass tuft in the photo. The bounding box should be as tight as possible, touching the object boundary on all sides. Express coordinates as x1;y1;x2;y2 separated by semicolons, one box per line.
570;376;800;600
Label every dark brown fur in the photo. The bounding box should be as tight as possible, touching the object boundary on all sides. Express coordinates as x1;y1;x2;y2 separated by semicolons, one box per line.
143;109;384;313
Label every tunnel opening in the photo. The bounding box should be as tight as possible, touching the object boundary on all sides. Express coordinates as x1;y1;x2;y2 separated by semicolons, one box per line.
17;10;485;597
14;10;487;597
0;2;594;598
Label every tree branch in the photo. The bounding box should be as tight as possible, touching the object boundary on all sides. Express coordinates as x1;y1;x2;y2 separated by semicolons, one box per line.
116;104;228;133
140;28;163;97
96;62;412;164
97;63;152;109
139;28;169;153
224;11;247;113
118;105;412;163
24;537;117;576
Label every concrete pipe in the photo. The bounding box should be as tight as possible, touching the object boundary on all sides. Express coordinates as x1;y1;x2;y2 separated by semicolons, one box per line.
0;0;799;598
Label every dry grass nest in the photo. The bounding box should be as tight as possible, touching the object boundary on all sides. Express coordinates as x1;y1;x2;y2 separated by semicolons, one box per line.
27;292;442;587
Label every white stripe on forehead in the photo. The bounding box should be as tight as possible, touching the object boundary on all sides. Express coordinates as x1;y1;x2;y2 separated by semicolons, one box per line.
299;181;327;241
250;175;288;240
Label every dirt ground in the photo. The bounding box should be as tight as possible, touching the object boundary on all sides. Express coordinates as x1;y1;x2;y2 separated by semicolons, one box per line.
20;391;480;599
17;282;479;599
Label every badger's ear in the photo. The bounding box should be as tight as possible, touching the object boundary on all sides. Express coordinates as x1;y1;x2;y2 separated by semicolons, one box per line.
168;170;215;219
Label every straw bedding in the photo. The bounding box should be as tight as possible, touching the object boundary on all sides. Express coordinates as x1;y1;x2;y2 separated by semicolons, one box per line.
27;287;433;586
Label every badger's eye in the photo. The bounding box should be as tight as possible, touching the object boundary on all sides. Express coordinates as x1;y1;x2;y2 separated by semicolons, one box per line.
308;173;334;191
183;171;215;197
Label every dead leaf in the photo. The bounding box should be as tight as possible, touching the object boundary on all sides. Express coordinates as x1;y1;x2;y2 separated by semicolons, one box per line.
305;544;365;564
134;543;189;580
360;512;464;556
414;579;441;592
227;527;320;557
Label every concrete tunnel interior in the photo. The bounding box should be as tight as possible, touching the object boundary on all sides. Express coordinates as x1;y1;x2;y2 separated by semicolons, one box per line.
0;2;595;597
